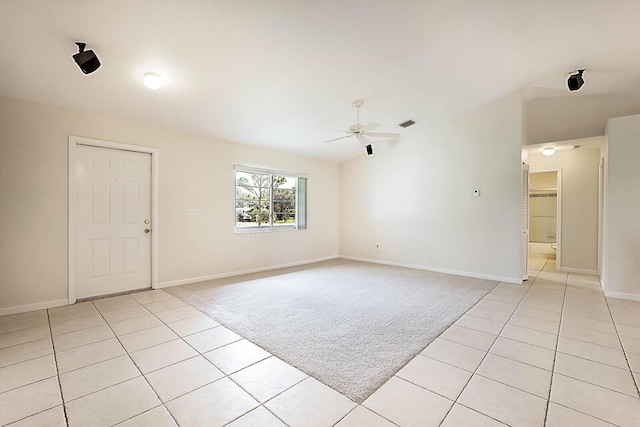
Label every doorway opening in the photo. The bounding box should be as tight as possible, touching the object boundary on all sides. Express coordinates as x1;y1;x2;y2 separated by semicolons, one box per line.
529;171;561;269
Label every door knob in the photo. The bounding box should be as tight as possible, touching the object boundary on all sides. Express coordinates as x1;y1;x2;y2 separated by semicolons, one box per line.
144;229;150;233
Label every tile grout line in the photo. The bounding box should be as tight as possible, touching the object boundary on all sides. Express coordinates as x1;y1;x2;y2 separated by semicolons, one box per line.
542;260;568;427
6;302;220;425
384;277;511;414
138;295;294;426
46;307;71;427
220;375;307;427
157;293;365;426
444;257;566;425
547;401;619;427
436;265;541;426
88;298;182;427
603;294;640;398
123;297;235;426
544;272;637;424
92;293;305;426
330;404;401;427
0;340;52;371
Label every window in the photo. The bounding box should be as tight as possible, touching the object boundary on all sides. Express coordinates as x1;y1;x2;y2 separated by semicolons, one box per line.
235;167;307;231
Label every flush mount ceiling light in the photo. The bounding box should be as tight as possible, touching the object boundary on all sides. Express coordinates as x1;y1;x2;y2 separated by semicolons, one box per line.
542;147;556;156
567;69;585;92
73;42;101;74
143;72;163;89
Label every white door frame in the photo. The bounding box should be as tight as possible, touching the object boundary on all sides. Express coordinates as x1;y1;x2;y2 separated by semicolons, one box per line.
556;169;563;270
598;157;605;278
68;136;160;304
521;163;529;281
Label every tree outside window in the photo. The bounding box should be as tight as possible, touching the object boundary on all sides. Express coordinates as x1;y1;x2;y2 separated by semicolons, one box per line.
235;170;302;230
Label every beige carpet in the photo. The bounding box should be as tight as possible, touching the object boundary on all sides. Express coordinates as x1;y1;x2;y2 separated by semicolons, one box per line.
165;259;497;402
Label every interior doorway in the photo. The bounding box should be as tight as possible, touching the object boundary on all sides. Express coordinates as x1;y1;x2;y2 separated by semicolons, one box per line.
529;171;561;267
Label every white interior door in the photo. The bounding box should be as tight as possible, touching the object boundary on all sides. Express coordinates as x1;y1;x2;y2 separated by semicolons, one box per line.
76;145;152;298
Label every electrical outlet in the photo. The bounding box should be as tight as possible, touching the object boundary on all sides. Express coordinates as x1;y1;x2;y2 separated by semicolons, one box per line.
186;208;199;216
426;252;432;260
201;259;207;268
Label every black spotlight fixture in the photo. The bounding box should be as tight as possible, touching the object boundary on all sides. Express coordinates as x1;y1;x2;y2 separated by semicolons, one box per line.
567;69;585;92
365;144;374;156
73;42;101;74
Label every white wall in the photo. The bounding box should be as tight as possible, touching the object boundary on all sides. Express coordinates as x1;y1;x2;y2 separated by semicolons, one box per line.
527;139;602;273
0;95;339;313
604;114;640;300
339;92;524;283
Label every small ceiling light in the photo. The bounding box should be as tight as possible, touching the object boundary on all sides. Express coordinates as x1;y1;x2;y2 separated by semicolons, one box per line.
567;69;585;92
143;72;163;89
542;147;556;156
73;42;101;74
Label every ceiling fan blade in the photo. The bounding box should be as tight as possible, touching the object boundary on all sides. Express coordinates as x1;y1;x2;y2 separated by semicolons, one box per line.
358;134;370;146
361;122;381;133
324;134;353;143
366;132;400;139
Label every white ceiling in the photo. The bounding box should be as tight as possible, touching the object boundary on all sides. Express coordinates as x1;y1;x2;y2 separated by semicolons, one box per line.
2;0;640;162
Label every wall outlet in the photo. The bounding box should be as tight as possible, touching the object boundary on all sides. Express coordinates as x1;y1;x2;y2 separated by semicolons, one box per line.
201;259;207;268
186;208;199;216
473;189;480;197
426;252;432;260
376;243;380;253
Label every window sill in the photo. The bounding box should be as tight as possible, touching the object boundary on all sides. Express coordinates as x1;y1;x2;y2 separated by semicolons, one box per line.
234;226;299;234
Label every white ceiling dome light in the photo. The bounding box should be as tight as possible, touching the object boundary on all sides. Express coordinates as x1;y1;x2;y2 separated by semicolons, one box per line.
542;147;556;156
143;72;163;89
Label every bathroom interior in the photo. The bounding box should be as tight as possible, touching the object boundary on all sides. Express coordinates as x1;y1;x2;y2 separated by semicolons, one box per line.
529;171;558;259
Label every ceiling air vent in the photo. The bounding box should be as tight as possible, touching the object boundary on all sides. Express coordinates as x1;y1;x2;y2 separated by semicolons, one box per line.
398;119;416;128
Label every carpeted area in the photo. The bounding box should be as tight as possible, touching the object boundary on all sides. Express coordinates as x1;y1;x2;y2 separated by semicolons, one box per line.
165;259;497;402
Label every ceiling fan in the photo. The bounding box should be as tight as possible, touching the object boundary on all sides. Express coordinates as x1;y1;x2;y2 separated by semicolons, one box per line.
325;99;400;156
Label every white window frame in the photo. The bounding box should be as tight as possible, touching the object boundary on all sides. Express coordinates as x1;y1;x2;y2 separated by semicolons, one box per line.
234;165;307;233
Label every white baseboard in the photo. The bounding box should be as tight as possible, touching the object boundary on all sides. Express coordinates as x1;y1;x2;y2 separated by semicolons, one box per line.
0;299;69;317
560;267;598;275
339;256;522;284
158;255;340;288
604;290;640;302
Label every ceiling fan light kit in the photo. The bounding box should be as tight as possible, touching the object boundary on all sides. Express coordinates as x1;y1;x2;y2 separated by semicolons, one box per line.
325;99;401;156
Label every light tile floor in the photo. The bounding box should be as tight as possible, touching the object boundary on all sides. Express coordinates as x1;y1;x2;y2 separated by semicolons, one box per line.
1;254;640;426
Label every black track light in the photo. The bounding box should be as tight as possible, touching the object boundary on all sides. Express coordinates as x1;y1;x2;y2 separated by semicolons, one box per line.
567;69;585;92
366;144;374;156
73;42;101;74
